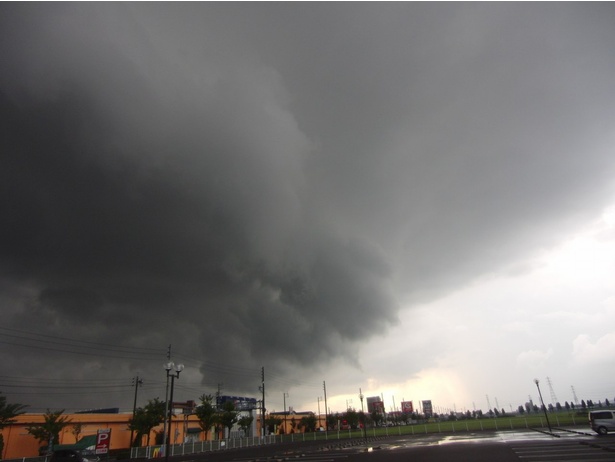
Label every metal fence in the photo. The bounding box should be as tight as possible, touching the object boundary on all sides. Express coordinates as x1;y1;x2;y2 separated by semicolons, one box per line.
129;431;369;459
130;435;279;459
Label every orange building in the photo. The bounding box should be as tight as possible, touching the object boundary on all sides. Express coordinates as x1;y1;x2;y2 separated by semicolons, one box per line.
1;409;328;459
0;411;206;460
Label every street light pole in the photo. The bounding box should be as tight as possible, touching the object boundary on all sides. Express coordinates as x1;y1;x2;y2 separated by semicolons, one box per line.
359;389;367;443
534;379;552;433
163;362;184;462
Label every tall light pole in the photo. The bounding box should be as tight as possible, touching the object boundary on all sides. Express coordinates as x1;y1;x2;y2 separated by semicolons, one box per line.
359;389;367;443
163;362;184;462
534;379;552;433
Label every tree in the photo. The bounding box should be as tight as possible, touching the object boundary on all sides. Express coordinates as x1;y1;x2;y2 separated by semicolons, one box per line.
195;395;218;442
71;423;83;443
26;409;71;452
0;393;28;460
127;398;165;447
264;416;282;435
289;417;297;434
326;413;337;430
298;414;317;433
237;415;254;437
370;410;383;427
343;409;359;429
218;401;238;438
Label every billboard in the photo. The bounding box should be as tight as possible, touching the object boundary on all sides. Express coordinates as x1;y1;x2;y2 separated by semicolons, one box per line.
422;400;433;417
366;396;384;414
401;401;413;413
218;396;257;411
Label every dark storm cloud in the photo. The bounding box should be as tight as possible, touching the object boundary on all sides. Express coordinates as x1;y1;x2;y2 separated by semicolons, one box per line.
1;3;615;410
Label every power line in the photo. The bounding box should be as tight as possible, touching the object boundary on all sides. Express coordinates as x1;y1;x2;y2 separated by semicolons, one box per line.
0;339;163;361
0;326;165;353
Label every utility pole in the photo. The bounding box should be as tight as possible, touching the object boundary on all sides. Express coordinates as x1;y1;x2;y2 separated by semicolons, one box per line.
216;383;223;409
283;392;289;436
534;379;552;433
260;367;266;438
129;376;143;451
323;381;328;435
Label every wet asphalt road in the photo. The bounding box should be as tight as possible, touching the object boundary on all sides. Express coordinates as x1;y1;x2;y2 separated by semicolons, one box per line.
129;429;615;462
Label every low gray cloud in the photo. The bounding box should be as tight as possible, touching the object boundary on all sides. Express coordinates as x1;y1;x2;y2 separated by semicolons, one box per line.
1;3;614;411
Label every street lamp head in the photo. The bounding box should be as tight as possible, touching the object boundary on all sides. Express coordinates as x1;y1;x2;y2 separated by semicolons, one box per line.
534;378;539;385
164;362;174;371
175;363;184;374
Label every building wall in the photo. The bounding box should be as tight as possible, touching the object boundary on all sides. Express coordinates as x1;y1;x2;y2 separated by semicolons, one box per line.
2;411;329;458
0;413;204;460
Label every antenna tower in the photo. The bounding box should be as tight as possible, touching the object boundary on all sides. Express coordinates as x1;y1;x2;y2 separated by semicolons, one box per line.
571;386;579;405
546;377;558;404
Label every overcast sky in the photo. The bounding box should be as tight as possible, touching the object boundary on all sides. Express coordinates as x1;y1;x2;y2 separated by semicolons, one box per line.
1;3;615;416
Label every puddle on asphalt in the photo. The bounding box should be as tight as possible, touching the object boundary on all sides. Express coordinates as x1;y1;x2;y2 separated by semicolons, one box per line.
369;429;597;451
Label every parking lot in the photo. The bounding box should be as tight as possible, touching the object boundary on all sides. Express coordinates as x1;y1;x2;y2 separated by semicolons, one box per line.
161;429;615;462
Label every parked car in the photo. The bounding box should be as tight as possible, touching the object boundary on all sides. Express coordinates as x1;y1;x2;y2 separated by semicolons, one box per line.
589;410;615;435
50;449;99;462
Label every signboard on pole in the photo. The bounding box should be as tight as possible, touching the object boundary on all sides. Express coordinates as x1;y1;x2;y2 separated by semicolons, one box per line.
401;401;413;413
95;429;111;455
422;400;433;417
219;396;258;411
366;396;384;414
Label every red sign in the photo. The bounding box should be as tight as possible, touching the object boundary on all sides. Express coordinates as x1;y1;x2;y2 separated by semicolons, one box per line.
371;401;384;413
95;429;111;455
401;401;413;413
